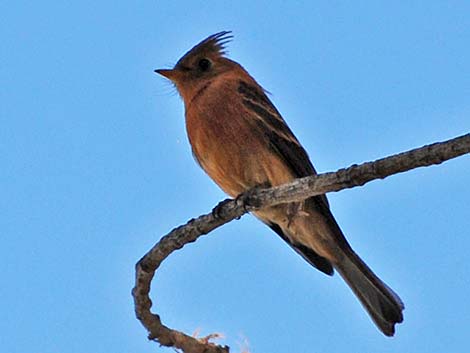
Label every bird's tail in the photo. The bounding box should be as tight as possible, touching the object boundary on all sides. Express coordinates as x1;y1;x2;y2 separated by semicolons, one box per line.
335;248;404;336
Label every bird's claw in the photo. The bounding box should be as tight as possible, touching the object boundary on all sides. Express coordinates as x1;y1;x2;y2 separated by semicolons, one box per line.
237;182;271;211
286;202;309;228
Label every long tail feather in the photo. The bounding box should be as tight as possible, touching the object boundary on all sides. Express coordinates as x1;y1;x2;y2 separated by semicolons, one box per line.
335;249;404;336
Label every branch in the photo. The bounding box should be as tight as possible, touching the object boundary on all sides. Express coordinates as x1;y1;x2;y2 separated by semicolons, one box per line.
132;133;470;352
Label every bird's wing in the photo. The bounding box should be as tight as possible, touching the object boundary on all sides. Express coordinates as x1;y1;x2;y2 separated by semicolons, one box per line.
237;79;331;206
237;81;318;177
238;79;335;275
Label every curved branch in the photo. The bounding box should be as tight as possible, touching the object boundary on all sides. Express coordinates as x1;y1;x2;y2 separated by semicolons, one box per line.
132;133;470;352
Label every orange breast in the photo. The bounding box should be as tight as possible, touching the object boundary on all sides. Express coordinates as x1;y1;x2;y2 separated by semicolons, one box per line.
185;79;295;197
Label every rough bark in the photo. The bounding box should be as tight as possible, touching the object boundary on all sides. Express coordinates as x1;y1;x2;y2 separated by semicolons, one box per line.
132;133;469;352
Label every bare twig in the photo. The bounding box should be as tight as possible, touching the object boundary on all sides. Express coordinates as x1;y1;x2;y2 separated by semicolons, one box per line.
132;133;470;352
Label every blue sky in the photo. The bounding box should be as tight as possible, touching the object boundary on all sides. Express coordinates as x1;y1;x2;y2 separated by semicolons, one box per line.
2;2;470;353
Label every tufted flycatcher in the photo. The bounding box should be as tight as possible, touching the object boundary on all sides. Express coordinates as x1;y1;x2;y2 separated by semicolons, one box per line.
155;31;404;336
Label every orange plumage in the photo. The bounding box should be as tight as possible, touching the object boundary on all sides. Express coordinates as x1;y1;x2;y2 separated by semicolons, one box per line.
156;31;404;336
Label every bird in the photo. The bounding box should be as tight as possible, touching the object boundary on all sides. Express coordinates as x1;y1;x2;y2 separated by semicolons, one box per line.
155;31;404;336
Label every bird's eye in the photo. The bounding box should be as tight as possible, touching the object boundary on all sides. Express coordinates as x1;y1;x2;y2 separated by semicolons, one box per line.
198;58;211;72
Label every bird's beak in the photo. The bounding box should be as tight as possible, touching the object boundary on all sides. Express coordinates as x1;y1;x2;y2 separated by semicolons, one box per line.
154;69;179;81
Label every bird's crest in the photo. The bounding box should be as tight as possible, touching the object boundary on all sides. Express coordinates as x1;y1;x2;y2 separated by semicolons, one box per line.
176;31;233;66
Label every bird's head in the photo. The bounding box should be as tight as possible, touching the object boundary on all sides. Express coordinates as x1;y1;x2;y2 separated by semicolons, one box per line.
155;31;237;103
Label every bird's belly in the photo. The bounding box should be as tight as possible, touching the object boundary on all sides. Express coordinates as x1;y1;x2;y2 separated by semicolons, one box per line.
187;116;294;198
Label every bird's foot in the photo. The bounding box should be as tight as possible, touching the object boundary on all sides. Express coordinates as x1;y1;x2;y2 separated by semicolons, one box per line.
236;182;271;210
286;202;309;228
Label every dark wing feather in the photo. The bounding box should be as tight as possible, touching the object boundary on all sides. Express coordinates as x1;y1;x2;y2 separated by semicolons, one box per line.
266;222;334;275
238;79;329;204
238;80;335;275
237;81;312;172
